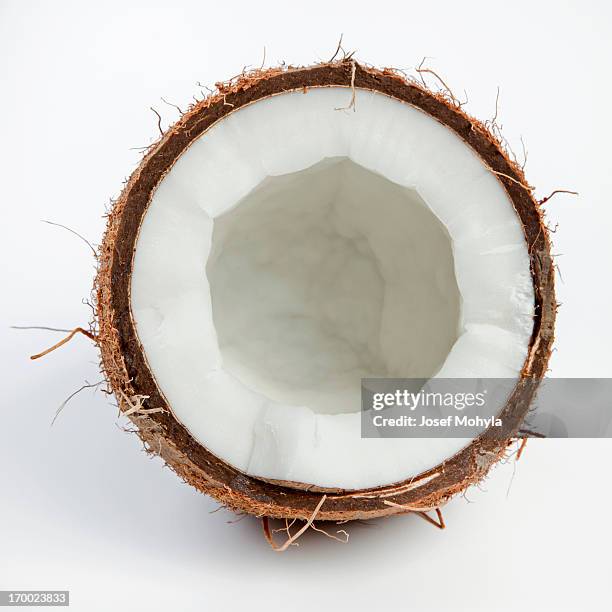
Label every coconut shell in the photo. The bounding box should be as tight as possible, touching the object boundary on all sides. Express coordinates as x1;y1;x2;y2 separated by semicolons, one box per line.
95;60;555;521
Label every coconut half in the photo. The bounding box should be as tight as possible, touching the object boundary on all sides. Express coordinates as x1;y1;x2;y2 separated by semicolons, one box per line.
96;61;555;520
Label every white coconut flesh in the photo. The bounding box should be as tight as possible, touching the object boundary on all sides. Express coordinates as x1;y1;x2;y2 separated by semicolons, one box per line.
131;87;534;490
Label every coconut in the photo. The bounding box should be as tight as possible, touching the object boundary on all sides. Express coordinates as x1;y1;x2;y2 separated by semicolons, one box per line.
95;59;555;523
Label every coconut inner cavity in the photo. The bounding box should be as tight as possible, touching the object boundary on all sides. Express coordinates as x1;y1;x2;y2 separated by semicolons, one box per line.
207;158;461;414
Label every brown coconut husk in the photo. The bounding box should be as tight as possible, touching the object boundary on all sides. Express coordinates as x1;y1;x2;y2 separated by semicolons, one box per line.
95;59;555;522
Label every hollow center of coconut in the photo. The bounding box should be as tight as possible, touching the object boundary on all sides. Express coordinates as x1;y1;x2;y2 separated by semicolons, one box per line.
207;157;461;414
131;87;534;490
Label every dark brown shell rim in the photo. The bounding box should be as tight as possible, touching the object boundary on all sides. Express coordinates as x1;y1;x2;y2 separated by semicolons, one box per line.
96;60;555;521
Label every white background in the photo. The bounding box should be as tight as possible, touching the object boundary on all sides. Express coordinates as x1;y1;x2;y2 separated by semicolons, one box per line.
1;1;611;610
